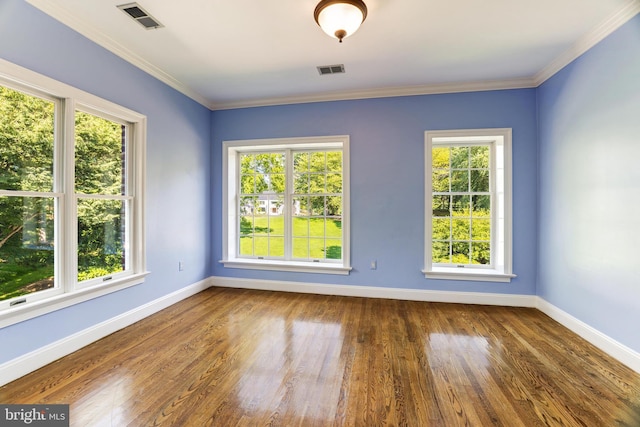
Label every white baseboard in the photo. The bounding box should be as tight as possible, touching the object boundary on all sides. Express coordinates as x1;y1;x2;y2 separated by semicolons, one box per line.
210;276;537;307
536;297;640;374
0;278;212;387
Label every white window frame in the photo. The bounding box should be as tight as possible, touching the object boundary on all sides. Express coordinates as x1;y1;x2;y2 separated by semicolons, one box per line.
221;136;351;275
0;59;147;328
423;128;515;282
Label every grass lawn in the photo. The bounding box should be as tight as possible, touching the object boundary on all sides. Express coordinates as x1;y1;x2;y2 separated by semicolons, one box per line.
0;263;54;301
240;216;342;259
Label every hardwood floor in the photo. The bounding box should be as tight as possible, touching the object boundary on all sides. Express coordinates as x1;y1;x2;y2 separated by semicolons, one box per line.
2;287;639;426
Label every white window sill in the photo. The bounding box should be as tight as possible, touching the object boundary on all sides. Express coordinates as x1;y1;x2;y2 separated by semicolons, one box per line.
422;267;516;283
0;272;150;328
220;259;352;275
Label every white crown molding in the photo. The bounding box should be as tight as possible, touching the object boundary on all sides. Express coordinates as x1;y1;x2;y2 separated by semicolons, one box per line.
209;78;537;110
534;1;640;85
25;0;211;108
26;0;639;110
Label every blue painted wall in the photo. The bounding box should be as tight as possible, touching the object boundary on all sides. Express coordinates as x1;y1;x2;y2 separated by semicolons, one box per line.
537;15;640;353
0;0;211;364
211;90;539;295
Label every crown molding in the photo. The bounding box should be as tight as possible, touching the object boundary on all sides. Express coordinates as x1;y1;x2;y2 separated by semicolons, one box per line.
534;1;640;86
25;0;211;108
26;0;639;111
209;78;537;110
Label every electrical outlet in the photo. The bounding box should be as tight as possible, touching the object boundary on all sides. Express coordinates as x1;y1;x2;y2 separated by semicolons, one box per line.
179;261;184;271
370;260;377;270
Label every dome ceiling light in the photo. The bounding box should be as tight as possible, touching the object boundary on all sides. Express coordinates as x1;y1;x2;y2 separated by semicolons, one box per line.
314;0;368;43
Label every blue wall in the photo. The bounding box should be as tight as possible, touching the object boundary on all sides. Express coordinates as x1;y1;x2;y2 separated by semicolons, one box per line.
0;0;211;364
211;90;539;295
537;15;640;353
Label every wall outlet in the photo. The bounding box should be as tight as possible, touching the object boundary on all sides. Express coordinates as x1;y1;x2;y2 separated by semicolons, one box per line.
179;261;184;271
370;260;377;270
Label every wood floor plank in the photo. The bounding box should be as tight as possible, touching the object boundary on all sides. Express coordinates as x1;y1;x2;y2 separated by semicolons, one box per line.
2;287;639;426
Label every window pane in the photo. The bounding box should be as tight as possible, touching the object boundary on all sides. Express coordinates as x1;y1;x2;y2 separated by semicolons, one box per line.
294;173;309;194
293;238;309;259
254;237;268;257
432;218;450;240
309;174;326;193
452;242;470;264
309;152;326;172
432;170;449;192
0;196;55;301
293;152;309;172
450;147;469;168
451;170;469;192
432;196;450;216
326;173;342;193
0;86;55;192
293;217;309;237
470;169;490;192
269;237;284;257
472;242;490;265
326;151;342;172
309;218;325;237
432;241;450;263
240;174;255;194
75;111;126;195
432;147;449;169
310;196;325;216
309;238;325;259
325;239;342;259
327;196;342;217
77;198;126;281
470;146;489;168
451;195;470;216
471;219;491;241
472;195;490;215
452;219;470;240
239;236;254;256
326;217;342;238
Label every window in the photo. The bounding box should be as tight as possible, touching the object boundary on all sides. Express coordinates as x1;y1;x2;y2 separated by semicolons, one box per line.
0;59;146;327
424;129;515;282
221;136;351;275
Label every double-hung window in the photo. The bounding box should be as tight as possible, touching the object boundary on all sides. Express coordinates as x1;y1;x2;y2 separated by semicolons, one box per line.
0;59;146;327
221;136;351;275
423;128;515;282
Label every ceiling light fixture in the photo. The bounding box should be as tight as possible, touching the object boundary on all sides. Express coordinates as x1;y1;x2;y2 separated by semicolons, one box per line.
314;0;368;43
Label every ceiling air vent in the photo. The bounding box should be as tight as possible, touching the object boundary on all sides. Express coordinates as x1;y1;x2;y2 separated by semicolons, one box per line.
317;64;345;76
117;3;163;29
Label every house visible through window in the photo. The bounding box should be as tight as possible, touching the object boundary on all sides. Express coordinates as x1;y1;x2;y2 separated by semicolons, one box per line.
424;129;515;282
0;59;147;326
222;136;351;275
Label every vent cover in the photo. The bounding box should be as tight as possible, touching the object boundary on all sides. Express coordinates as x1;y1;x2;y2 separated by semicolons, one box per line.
317;64;345;76
117;3;163;29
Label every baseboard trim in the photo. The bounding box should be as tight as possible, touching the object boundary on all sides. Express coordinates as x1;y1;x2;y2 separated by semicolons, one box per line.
536;297;640;374
0;278;212;387
210;276;537;307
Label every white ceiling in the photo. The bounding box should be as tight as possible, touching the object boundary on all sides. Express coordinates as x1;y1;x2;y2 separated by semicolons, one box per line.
26;0;639;110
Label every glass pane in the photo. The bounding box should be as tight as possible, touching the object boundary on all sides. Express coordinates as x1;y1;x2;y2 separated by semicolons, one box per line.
309;218;326;237
293;238;309;259
432;196;450;216
293;197;309;216
77;198;126;281
452;242;470;264
269;214;284;235
253;214;269;235
470;169;490;192
472;195;491;216
432;241;450;263
471;219;491;241
309;174;326;193
309;238;325;259
310;196;325;216
431;147;449;169
239;236;253;256
75;111;126;195
240;215;254;235
325;239;342;259
451;170;469;192
432;218;450;240
326;196;342;217
472;242;490;265
270;174;285;193
254;237;268;257
309;152;326;172
471;146;489;168
254;153;284;174
0;196;55;301
326;173;342;193
432;170;449;192
452;219;470;240
326;217;342;238
451;195;470;216
326;151;342;172
240;175;255;194
269;237;284;257
293;217;309;237
0;86;55;192
450;147;469;168
293;152;309;172
294;173;309;194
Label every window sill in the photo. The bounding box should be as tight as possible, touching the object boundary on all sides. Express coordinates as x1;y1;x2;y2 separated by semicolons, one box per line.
422;267;516;283
220;259;352;275
0;272;150;328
